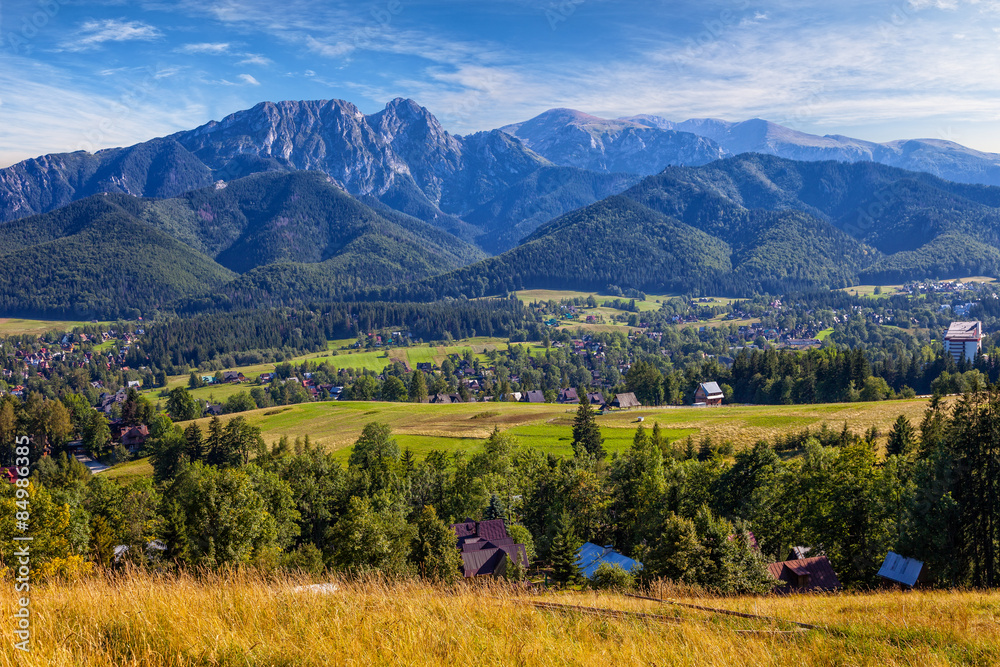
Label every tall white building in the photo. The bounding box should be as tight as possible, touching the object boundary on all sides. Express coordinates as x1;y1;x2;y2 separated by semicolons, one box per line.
944;321;983;364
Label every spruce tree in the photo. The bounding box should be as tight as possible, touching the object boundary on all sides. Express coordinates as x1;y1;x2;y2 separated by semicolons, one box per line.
484;494;506;521
549;511;582;586
886;415;916;457
571;392;605;460
409;370;428;403
184;423;204;462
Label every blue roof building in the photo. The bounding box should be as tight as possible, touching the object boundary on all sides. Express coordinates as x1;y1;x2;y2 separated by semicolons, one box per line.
877;551;924;587
576;542;643;579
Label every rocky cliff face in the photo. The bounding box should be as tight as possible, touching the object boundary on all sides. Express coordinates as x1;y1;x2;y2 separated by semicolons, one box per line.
0;98;549;233
501;109;726;174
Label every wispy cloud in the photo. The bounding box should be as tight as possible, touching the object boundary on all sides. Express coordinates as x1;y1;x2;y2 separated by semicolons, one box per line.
62;19;163;52
238;73;261;85
237;54;273;66
178;42;231;55
0;58;207;167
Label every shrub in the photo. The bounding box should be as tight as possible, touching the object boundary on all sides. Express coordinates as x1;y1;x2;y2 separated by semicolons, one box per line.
589;563;635;591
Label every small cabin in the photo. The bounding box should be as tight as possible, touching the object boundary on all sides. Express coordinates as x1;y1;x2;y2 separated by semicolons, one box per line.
694;382;724;406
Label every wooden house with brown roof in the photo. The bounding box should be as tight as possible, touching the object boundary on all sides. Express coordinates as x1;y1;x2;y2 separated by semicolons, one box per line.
612;392;641;409
767;555;841;593
451;519;529;577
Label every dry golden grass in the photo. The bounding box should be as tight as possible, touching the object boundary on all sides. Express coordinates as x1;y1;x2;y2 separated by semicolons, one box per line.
1;571;997;666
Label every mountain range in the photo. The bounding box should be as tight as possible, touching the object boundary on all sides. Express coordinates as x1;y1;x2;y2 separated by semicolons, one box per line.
3;98;1000;317
502;109;1000;187
0;171;483;317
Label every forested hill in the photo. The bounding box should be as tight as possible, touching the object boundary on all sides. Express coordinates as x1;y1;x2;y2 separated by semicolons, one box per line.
0;171;484;318
367;154;1000;300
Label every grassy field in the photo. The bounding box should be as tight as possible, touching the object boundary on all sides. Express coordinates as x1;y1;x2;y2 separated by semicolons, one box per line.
517;289;739;313
158;397;937;464
5;572;997;666
0;318;109;336
840;276;996;299
146;338;524;403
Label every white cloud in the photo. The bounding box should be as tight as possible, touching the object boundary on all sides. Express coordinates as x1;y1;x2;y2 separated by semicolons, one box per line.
62;19;163;52
237;54;273;66
178;42;231;55
305;36;355;58
0;58;208;167
238;73;261;85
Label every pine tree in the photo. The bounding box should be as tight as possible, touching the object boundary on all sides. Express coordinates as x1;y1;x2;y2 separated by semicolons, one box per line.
161;499;190;564
184;423;204;462
409;370;428;403
549;511;582;586
484;494;506;521
571;392;605;460
205;416;225;466
886;415;916;457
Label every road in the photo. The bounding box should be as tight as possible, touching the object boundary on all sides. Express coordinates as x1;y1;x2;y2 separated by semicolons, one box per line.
73;451;110;474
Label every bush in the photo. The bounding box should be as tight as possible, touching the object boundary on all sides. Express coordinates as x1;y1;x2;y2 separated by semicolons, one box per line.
589;562;635;591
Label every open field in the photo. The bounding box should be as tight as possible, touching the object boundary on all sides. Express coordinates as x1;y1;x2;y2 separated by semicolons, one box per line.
4;572;997;666
160;396;937;463
517;289;739;313
840;276;996;299
0;318;110;336
146;338;525;403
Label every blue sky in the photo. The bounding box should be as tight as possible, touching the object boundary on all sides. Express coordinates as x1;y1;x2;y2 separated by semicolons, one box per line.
1;0;999;166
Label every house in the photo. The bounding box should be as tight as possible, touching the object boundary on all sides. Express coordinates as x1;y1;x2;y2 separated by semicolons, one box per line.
450;519;529;577
694;382;724;406
258;373;274;383
126;380;141;389
944;321;983;363
558;388;579;404
120;425;150;453
767;556;841;593
429;393;457;404
587;392;605;407
576;543;643;579
877;551;924;588
222;371;246;383
204;404;224;417
523;390;545;403
612;392;641;409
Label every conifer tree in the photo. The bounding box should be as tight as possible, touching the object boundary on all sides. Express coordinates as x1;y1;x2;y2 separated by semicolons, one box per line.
184;423;204;462
571;392;605;460
409;370;428;403
549;511;582;586
886;415;916;457
484;494;506;522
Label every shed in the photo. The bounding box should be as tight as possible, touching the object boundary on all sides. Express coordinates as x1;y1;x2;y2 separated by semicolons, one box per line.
694;382;724;406
612;392;641;409
767;556;841;593
576;543;643;579
878;551;923;588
